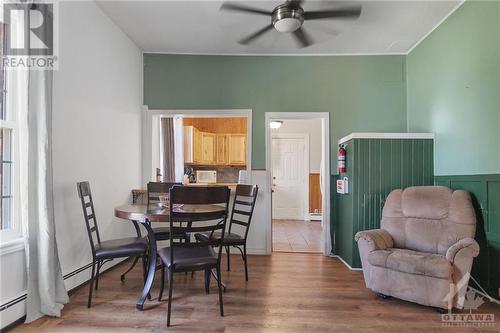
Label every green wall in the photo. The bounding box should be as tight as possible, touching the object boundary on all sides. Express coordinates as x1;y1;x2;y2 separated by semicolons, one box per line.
407;1;500;299
406;0;500;176
144;54;407;169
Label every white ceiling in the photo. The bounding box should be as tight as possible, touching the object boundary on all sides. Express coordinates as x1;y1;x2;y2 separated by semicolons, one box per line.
96;0;462;55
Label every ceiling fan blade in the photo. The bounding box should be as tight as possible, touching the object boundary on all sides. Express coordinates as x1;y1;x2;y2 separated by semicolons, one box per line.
220;2;271;16
304;6;362;20
292;27;314;48
238;24;274;45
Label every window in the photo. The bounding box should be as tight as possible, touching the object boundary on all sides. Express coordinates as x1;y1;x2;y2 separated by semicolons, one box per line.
0;22;12;231
0;18;22;243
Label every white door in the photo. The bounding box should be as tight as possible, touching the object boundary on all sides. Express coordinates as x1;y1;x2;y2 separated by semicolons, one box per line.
271;136;308;219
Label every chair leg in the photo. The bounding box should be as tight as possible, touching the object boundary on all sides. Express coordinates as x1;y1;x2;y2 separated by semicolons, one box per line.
226;246;231;271
204;269;211;294
167;269;174;327
142;255;151;301
95;260;101;290
216;264;224;316
87;261;96;308
243;245;248;282
159;267;165;301
120;256;140;282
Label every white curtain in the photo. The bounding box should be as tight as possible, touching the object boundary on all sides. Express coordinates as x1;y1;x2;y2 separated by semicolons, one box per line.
13;1;69;322
24;68;68;323
173;116;184;182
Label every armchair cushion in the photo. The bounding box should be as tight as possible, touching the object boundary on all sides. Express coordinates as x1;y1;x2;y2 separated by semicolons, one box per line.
355;229;394;252
368;248;452;279
446;238;480;262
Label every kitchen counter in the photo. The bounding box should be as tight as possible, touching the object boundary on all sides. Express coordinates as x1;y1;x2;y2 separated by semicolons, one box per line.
186;182;238;190
132;183;238;203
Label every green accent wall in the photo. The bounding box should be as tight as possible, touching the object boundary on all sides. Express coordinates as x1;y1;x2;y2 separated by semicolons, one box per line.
336;138;434;268
435;174;500;299
144;54;407;169
406;0;500;175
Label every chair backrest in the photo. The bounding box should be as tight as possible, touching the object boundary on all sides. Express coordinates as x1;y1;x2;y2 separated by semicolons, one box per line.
228;184;258;240
168;186;231;266
381;186;476;255
77;181;101;256
147;182;182;205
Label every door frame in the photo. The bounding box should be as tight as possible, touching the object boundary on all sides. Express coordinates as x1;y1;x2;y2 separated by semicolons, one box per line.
265;112;331;256
141;107;252;185
271;133;310;221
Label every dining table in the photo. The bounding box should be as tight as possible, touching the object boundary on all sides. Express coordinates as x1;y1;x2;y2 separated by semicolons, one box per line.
114;203;227;311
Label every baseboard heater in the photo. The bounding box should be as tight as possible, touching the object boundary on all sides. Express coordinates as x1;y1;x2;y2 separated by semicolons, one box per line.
0;259;124;312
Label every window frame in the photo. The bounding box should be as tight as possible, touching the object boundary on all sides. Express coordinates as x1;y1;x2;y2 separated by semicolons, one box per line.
0;17;24;246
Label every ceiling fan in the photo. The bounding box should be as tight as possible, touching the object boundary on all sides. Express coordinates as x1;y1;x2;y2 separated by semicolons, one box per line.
220;0;362;48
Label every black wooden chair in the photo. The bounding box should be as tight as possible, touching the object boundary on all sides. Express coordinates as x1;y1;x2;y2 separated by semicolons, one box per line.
158;186;231;327
77;181;148;308
120;182;186;282
147;182;187;241
195;184;258;281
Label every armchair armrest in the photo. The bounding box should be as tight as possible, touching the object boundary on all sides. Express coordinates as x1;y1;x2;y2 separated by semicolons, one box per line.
446;238;480;263
355;229;394;252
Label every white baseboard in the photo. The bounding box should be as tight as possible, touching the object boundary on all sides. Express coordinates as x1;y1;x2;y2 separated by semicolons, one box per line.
330;254;363;271
0;292;26;329
0;258;127;330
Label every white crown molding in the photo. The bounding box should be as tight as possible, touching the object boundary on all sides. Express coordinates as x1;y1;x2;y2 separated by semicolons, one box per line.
143;51;406;57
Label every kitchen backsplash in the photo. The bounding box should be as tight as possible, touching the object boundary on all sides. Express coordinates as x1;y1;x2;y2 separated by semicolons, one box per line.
190;165;245;183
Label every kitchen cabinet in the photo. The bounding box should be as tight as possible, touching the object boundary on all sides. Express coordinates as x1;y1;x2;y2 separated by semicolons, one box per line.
216;134;228;164
228;134;246;165
184;126;246;166
184;126;202;163
201;132;216;164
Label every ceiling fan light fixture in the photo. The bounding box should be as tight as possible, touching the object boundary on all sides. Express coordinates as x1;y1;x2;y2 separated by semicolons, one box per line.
272;4;304;33
274;17;302;33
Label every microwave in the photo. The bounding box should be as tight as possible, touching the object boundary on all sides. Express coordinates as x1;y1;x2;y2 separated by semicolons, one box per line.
196;170;217;183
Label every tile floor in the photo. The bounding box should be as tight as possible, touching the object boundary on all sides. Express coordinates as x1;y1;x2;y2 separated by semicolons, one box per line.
272;219;322;253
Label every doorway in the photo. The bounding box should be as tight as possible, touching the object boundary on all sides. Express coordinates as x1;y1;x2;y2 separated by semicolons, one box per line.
266;114;330;255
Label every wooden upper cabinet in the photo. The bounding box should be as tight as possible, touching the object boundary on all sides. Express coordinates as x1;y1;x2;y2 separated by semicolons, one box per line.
184;124;246;166
228;134;246;165
184;126;203;163
193;127;202;163
201;132;216;164
216;134;229;165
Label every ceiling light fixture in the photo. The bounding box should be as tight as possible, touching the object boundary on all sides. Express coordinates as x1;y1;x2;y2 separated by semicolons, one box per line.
272;5;304;33
270;120;283;129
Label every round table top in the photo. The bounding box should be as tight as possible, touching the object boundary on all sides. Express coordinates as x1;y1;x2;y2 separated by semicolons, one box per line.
114;203;226;222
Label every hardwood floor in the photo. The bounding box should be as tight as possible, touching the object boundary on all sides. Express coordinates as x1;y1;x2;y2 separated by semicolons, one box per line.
10;253;499;332
273;219;322;253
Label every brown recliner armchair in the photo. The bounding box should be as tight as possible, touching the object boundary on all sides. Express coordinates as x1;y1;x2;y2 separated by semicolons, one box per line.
355;186;480;310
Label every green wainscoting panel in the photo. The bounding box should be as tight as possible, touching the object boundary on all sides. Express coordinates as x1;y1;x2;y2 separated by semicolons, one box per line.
434;174;500;299
334;138;434;268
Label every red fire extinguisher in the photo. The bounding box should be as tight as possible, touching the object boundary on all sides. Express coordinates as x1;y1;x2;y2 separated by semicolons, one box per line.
338;146;346;174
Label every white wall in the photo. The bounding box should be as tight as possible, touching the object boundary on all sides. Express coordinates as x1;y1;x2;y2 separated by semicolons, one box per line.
0;1;143;328
273;119;322;173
